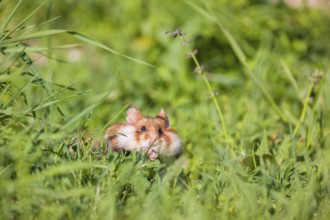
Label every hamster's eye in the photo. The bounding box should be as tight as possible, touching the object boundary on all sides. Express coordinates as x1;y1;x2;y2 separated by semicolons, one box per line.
158;128;163;135
141;126;147;132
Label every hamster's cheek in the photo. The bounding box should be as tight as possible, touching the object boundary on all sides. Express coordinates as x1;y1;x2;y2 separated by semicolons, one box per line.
117;134;138;151
116;125;138;151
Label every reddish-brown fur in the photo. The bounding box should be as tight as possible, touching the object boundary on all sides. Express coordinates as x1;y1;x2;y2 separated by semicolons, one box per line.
104;108;182;160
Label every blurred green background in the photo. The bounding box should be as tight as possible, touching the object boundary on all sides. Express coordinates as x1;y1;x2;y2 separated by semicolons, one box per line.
1;0;330;219
2;0;329;126
2;0;329;139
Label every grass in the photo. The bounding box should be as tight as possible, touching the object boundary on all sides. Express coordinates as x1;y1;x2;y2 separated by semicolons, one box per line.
1;0;330;219
166;28;229;143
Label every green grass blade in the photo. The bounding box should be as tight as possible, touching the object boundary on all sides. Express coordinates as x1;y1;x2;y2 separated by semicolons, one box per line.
61;103;96;130
0;0;22;32
281;59;300;97
3;67;35;108
187;2;289;123
23;94;82;115
99;103;130;135
1;0;49;40
185;1;215;21
2;44;81;53
1;30;154;68
1;162;108;187
1;29;68;44
68;31;155;67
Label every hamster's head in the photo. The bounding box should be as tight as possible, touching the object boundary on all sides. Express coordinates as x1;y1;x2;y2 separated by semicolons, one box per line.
126;107;170;159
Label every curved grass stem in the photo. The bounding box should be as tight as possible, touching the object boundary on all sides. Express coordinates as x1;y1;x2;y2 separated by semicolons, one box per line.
293;84;314;137
180;35;230;143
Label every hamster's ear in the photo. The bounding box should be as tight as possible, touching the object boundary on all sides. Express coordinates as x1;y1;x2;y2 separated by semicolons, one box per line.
157;108;170;128
126;107;143;123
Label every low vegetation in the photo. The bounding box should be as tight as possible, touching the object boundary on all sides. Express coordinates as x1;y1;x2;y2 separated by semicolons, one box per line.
1;0;329;219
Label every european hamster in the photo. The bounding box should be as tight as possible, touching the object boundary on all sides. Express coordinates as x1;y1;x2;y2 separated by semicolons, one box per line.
104;107;182;161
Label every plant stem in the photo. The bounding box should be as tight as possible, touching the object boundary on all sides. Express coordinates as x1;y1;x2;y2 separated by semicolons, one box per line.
181;35;230;142
293;84;314;137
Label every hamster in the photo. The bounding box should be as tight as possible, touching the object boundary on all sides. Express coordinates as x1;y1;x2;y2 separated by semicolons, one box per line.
104;107;182;161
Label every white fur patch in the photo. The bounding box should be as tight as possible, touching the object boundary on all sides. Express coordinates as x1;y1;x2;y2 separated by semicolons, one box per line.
158;132;182;156
116;125;138;151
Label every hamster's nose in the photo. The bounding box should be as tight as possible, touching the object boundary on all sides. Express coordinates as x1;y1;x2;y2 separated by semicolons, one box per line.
148;151;158;161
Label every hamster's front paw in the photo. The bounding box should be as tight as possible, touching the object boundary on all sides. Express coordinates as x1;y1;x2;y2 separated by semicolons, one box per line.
148;151;158;161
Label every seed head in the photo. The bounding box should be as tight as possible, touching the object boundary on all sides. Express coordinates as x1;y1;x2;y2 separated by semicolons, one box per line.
193;64;205;74
165;28;185;38
186;49;198;58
